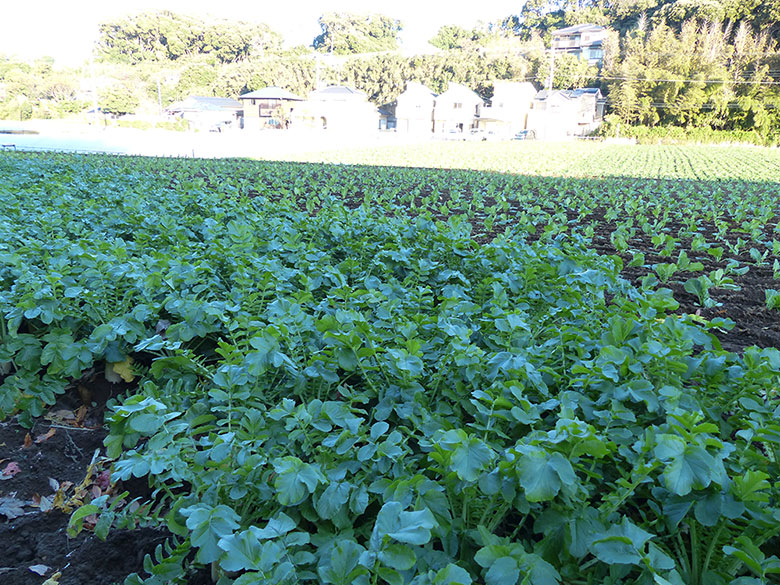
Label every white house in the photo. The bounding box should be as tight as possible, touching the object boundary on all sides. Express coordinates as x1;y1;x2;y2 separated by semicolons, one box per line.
526;88;604;140
395;82;436;134
296;85;379;132
433;83;484;134
164;96;242;131
478;81;538;135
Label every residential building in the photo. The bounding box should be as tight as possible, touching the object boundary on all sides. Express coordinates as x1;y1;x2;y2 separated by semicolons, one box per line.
239;87;304;130
378;105;396;131
477;81;538;135
551;24;607;65
295;85;379;132
526;88;604;140
395;82;436;134
433;83;483;134
164;96;242;131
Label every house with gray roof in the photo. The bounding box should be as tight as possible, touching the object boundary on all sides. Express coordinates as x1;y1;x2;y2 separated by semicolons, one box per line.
527;87;604;140
165;96;242;131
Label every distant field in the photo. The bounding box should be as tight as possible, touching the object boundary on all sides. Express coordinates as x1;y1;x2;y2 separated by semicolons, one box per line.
290;141;780;182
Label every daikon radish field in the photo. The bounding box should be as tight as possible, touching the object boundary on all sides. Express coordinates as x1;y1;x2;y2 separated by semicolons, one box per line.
0;147;778;585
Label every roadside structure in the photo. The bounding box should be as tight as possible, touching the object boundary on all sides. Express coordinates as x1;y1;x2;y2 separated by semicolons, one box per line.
239;87;304;130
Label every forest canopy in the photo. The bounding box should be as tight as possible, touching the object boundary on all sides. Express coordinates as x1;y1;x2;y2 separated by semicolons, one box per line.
96;12;283;64
312;13;403;55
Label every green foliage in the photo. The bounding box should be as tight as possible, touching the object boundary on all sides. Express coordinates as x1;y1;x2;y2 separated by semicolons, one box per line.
549;52;598;90
429;25;485;50
96;11;282;64
340;51;529;104
766;289;780;311
0;152;778;585
603;19;780;137
313;13;402;55
0;55;88;121
99;83;140;116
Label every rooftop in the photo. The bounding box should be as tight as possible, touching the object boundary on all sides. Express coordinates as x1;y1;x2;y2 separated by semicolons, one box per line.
310;85;367;100
239;87;304;101
401;82;436;97
437;83;483;103
552;23;606;36
166;96;242;112
535;88;603;101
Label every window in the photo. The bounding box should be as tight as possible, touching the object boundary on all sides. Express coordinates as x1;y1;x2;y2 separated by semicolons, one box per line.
453;103;463;109
258;99;282;117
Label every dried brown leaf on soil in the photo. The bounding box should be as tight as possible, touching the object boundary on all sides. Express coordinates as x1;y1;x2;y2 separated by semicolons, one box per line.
31;493;54;512
46;409;77;424
35;428;56;444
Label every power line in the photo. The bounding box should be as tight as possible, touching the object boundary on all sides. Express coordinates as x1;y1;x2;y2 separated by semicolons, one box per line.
523;74;780;86
601;99;779;110
596;75;780;85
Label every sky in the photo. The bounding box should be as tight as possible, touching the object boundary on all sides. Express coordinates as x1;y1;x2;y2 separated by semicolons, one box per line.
0;1;523;67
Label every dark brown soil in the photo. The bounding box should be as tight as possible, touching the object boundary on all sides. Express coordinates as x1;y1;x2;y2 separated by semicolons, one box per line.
584;209;780;353
0;390;171;585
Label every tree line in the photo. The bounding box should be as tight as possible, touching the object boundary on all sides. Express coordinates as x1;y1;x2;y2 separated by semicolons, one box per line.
1;5;779;138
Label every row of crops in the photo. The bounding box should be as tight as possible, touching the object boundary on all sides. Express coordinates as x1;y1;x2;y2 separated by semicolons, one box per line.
1;150;779;585
293;142;780;183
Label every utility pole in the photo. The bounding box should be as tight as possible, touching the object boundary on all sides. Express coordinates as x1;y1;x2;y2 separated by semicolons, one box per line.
90;55;99;126
548;47;555;91
157;78;163;116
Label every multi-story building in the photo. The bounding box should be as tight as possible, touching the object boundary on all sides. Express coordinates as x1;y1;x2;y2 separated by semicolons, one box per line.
551;24;607;65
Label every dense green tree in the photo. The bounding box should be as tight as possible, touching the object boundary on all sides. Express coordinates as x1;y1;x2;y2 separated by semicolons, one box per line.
96;12;282;64
100;83;140;115
405;50;530;99
0;56;87;120
313;13;402;54
343;55;410;104
603;17;780;134
500;0;780;38
210;57;323;99
429;25;485;50
551;52;599;88
173;63;219;100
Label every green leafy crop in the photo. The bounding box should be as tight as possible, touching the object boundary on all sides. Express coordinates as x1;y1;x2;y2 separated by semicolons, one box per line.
0;151;778;585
